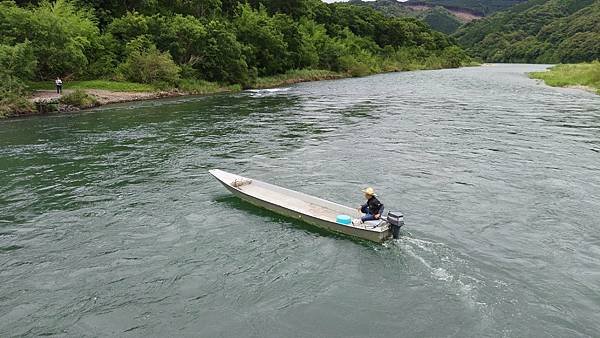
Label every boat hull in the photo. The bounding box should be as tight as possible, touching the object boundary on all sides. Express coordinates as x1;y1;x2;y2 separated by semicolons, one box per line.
211;170;390;243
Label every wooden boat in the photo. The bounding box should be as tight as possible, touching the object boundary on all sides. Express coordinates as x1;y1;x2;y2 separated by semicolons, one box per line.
209;169;393;243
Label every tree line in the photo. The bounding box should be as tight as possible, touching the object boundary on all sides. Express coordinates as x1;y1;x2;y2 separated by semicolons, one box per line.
0;0;471;103
453;0;600;63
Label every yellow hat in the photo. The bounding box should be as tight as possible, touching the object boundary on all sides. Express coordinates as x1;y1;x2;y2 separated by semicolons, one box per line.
362;187;376;196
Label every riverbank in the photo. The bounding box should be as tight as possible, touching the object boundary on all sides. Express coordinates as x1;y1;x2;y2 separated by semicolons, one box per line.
529;62;600;95
2;65;476;119
1;70;343;119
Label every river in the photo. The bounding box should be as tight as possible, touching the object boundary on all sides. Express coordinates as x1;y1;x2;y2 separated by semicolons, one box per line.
1;64;599;337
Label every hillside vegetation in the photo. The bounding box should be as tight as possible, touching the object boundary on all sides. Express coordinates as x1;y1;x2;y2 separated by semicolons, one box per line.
410;0;527;15
454;0;600;63
0;0;472;117
348;0;468;34
347;0;529;34
422;7;464;34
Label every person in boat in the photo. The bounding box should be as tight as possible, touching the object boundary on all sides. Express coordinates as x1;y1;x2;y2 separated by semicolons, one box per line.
358;187;384;223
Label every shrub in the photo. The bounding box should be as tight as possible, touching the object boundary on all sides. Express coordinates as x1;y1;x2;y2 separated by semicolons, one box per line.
339;55;371;77
439;46;470;68
178;78;218;94
0;42;37;96
0;0;99;79
118;39;181;85
59;89;98;107
0;94;35;118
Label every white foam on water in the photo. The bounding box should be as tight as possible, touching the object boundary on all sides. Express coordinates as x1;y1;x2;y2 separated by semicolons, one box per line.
395;236;492;329
246;88;291;96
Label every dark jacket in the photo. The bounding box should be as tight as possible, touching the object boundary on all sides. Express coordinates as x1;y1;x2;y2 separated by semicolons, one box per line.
363;196;384;215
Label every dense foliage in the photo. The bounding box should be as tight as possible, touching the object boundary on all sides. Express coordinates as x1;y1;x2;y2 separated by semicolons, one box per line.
454;0;600;63
0;41;36;117
348;0;466;34
407;0;527;15
0;0;471;109
422;7;463;34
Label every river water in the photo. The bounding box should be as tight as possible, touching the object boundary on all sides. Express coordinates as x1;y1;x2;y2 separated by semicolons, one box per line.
1;64;599;337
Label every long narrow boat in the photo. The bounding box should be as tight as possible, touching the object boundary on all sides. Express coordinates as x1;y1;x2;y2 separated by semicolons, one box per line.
209;169;394;243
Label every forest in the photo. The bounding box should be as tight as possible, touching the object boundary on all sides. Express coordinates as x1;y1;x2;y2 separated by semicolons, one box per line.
453;0;600;63
409;0;527;15
348;0;468;34
0;0;472;116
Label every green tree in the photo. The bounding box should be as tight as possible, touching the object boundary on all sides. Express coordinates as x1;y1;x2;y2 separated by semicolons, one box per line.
29;0;99;78
106;11;150;44
1;0;99;79
0;41;37;95
195;20;250;84
0;41;37;117
118;36;181;84
85;33;120;78
556;32;600;63
454;0;600;63
152;14;208;65
234;4;289;75
161;0;222;17
323;3;385;39
0;1;30;45
2;0;471;96
298;19;340;70
439;45;469;68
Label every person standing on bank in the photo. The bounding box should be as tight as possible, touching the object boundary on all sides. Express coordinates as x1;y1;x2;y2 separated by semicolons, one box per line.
55;77;63;94
358;187;384;223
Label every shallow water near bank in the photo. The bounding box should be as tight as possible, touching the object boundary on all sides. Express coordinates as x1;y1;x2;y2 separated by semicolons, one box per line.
1;64;600;337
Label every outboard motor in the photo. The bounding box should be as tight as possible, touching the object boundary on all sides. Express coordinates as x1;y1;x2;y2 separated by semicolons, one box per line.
386;211;405;239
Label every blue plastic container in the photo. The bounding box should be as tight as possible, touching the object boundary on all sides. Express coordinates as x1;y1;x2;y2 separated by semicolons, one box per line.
336;214;352;225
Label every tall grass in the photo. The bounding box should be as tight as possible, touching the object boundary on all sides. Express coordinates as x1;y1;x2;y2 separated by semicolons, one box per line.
254;69;344;88
529;61;600;94
27;80;157;92
177;79;241;94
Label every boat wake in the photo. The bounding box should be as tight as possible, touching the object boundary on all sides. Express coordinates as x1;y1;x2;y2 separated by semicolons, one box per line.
390;236;492;326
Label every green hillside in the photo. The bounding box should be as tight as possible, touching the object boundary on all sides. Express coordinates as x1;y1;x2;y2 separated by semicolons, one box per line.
348;0;413;17
454;0;600;63
348;0;465;34
422;7;463;34
411;0;527;15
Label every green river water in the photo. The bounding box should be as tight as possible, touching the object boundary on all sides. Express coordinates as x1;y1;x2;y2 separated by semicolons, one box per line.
1;64;600;337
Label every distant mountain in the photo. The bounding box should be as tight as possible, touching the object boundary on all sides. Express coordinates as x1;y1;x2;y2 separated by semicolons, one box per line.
407;0;528;16
347;0;480;34
421;7;465;33
454;0;600;63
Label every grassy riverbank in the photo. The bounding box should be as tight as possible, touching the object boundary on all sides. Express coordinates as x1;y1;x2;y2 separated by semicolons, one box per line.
0;69;346;118
1;1;474;119
27;80;157;92
529;62;600;94
2;65;475;119
253;69;344;89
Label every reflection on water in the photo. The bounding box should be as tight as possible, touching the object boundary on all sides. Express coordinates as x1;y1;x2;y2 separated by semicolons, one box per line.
1;64;600;336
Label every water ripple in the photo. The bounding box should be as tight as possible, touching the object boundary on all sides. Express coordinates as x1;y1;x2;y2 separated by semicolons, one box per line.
1;64;599;336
